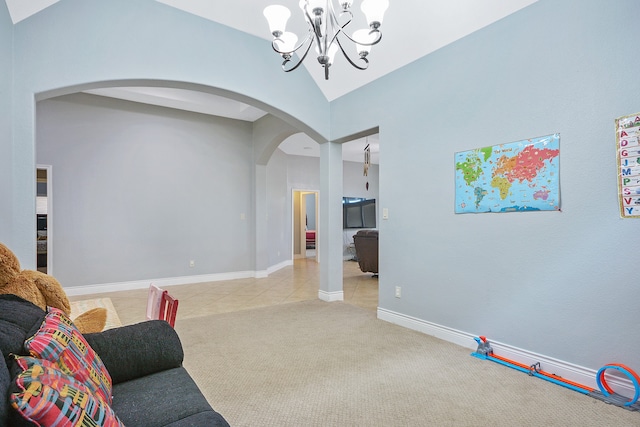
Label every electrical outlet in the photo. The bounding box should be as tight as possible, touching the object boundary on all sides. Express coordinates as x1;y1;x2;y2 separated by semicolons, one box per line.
395;286;401;298
189;260;195;268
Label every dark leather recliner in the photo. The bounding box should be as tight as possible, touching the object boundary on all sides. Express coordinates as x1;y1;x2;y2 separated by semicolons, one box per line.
353;229;378;276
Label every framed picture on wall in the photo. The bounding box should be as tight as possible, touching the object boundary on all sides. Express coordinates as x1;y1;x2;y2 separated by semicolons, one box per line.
454;134;560;214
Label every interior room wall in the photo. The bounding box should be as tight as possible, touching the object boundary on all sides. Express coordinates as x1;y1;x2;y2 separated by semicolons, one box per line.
343;161;380;253
282;156;379;212
330;0;640;371
8;0;329;265
289;154;379;243
305;193;316;230
265;148;290;268
343;161;379;200
0;2;12;244
285;155;320;260
12;0;637;379
35;91;381;287
36;93;255;287
286;154;321;190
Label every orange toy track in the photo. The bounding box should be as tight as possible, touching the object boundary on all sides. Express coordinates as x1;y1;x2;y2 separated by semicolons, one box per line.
471;335;640;410
489;353;595;392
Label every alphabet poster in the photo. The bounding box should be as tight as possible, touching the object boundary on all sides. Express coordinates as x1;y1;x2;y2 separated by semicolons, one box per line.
616;113;640;218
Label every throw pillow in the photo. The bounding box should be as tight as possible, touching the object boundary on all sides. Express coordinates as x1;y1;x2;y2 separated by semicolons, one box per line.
10;356;124;427
24;306;112;404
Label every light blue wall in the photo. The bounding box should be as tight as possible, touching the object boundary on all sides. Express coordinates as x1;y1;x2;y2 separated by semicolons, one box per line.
344;162;378;200
331;0;640;369
265;153;380;266
0;2;12;243
287;155;320;190
284;155;380;198
37;94;256;287
9;0;328;264
34;91;375;287
6;0;636;374
252;114;301;272
266;149;290;267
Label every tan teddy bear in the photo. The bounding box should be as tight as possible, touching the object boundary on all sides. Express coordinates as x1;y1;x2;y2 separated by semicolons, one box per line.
0;242;107;334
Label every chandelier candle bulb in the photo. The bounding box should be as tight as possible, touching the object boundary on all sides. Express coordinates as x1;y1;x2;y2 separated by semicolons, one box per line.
327;43;339;65
275;32;299;57
264;0;388;80
308;0;326;14
361;0;389;28
263;5;291;37
340;0;354;10
353;28;375;57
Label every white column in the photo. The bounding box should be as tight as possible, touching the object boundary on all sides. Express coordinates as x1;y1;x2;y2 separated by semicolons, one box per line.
318;141;343;301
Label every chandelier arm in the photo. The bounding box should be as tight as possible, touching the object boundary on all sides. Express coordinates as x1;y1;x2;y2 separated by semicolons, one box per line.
334;8;353;31
281;38;314;73
331;8;382;48
270;29;314;56
313;14;323;40
339;27;382;47
300;2;325;53
335;37;369;71
324;9;348;55
366;28;383;46
313;24;325;56
327;6;354;46
300;3;314;26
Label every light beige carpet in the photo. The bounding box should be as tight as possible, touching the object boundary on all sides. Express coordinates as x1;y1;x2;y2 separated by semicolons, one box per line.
174;300;638;426
70;297;122;330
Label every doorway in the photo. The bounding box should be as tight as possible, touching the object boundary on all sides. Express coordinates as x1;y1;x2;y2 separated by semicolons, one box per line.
36;165;52;274
293;190;319;262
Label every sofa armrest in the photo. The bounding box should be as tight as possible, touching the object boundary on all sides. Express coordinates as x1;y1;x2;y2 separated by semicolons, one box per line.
84;320;184;384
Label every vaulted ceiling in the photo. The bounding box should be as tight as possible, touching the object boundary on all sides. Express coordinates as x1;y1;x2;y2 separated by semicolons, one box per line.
4;0;538;161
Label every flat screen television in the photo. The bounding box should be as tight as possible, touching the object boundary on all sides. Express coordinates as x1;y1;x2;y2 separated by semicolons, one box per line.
37;214;47;231
343;197;376;229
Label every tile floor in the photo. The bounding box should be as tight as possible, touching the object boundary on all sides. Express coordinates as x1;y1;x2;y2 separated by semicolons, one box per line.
69;259;379;326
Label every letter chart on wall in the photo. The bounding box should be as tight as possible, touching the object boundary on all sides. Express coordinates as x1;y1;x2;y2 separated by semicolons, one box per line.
616;113;640;218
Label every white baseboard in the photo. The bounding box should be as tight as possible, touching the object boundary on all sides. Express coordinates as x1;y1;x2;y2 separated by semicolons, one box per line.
318;290;344;302
266;260;293;276
377;307;474;349
377;307;635;396
65;261;294;296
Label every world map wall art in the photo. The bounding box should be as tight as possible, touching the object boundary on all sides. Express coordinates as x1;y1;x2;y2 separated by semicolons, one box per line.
454;134;560;214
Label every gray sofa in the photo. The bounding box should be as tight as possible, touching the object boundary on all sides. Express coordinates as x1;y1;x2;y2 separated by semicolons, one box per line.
0;294;229;426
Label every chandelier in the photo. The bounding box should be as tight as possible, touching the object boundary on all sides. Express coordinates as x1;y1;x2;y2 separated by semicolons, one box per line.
263;0;389;80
